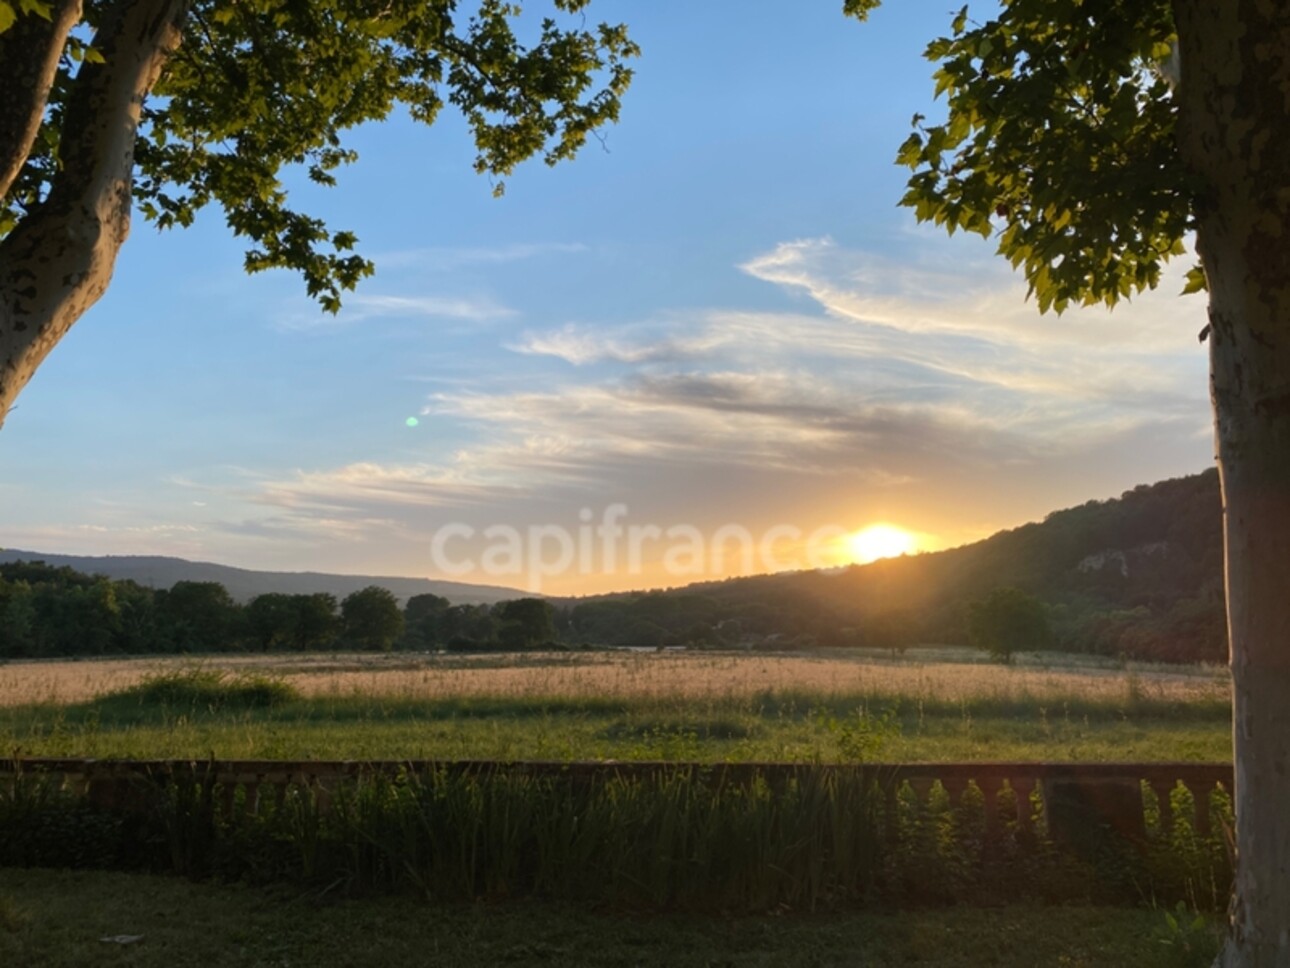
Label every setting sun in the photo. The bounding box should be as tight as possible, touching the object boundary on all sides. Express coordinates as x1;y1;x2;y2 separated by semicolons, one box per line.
848;524;917;564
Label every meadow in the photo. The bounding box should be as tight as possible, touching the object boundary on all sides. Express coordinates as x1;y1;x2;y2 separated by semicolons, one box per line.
0;647;1232;763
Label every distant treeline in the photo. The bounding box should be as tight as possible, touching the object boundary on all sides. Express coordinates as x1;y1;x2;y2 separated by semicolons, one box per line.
0;561;559;658
0;471;1229;663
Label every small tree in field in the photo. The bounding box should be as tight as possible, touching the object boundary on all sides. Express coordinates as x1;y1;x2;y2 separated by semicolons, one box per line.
967;587;1051;664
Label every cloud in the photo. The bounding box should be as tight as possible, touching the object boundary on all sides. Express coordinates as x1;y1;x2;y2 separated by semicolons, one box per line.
253;461;524;513
276;293;515;332
373;242;589;272
509;322;721;365
739;236;1201;354
241;235;1210;540
123;235;1212;585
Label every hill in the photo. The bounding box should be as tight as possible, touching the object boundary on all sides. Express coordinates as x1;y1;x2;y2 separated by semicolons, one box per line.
0;550;522;606
562;470;1226;663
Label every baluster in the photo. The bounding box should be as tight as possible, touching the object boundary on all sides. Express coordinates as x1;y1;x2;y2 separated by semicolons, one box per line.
315;781;333;814
1149;779;1176;836
219;780;237;819
1184;781;1213;838
272;775;290;812
1010;777;1037;835
978;775;1002;837
241;775;262;818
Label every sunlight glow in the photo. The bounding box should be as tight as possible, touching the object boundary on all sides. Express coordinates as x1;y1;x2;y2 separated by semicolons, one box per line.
847;524;917;564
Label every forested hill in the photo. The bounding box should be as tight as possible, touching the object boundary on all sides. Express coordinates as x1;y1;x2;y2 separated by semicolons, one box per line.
565;470;1226;663
0;551;521;606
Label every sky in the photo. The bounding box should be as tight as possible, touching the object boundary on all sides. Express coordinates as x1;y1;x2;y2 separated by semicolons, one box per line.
0;1;1213;596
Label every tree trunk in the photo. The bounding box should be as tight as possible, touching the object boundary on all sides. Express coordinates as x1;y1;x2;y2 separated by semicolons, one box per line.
1174;3;1290;965
0;0;188;429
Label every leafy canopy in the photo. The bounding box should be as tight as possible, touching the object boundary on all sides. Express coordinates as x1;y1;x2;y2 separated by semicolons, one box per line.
1;0;637;311
847;0;1198;313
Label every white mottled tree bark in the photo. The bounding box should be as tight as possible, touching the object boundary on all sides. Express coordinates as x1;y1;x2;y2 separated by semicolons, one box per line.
0;0;188;429
1175;2;1290;965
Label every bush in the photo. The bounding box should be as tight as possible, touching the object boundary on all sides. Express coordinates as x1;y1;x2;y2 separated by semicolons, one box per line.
98;667;299;713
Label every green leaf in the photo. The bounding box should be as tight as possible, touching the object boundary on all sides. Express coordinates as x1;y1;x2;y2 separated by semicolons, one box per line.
895;133;923;167
841;0;882;20
0;1;16;32
1181;264;1208;295
896;0;1187;314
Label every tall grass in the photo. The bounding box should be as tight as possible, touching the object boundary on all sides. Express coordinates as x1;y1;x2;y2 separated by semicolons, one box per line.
0;764;1232;913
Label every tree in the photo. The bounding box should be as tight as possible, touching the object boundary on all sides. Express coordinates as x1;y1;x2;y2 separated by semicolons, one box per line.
156;580;240;650
844;1;1288;961
291;592;338;651
245;593;296;650
0;0;637;428
340;585;403;651
403;592;450;648
966;587;1051;664
494;596;555;648
438;603;497;649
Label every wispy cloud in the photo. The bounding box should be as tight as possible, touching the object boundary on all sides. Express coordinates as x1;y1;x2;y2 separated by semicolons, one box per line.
277;293;516;332
740;236;1201;353
94;236;1211;587
253;461;528;513
509;321;725;365
374;242;589;272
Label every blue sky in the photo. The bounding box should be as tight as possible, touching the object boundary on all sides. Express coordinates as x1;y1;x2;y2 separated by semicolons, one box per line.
0;1;1211;595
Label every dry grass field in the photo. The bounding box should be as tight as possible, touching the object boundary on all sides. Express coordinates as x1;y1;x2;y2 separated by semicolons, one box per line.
0;646;1230;708
0;647;1233;763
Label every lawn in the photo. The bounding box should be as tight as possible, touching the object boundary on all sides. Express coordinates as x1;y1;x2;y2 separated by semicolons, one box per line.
0;648;1231;762
0;868;1222;968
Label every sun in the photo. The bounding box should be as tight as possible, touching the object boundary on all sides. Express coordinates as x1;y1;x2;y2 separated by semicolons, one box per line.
847;524;917;564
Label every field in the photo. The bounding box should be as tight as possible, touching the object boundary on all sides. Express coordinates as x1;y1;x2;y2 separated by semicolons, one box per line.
1;648;1234;966
0;647;1232;762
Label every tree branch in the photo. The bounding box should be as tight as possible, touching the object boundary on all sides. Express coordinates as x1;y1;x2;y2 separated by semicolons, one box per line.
0;0;84;201
0;0;190;429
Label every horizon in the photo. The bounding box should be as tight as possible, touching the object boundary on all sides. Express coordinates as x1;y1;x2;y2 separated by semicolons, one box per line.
1;462;1215;599
0;2;1212;596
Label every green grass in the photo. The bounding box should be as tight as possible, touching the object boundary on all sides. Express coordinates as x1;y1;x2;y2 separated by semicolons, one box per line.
0;868;1224;967
0;689;1231;762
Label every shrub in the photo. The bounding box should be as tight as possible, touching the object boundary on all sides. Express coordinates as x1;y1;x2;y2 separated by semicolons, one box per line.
98;668;299;713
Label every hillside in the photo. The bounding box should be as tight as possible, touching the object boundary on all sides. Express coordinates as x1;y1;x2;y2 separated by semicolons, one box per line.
0;550;522;606
563;470;1226;663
